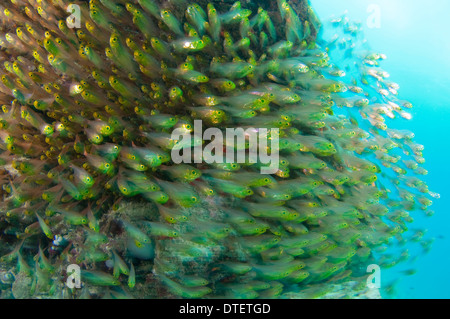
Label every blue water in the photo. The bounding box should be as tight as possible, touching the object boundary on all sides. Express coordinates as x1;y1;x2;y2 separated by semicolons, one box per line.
312;0;450;299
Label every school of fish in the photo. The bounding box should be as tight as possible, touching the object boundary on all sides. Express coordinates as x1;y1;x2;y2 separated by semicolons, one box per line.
0;0;437;299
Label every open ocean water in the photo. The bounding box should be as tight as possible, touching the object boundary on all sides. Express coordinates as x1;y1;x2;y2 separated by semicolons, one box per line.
312;0;450;299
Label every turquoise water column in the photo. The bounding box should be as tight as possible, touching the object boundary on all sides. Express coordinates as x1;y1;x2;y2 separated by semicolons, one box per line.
312;0;450;299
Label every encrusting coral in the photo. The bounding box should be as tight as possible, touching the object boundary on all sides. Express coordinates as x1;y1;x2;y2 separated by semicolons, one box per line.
0;0;436;298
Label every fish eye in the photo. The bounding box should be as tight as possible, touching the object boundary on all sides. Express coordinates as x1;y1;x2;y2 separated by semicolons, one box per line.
167;217;175;222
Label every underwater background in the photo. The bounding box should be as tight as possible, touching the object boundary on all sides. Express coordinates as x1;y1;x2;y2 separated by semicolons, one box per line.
313;0;450;299
0;0;446;299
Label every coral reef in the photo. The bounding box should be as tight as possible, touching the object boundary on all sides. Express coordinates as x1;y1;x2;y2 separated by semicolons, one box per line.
0;0;435;299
